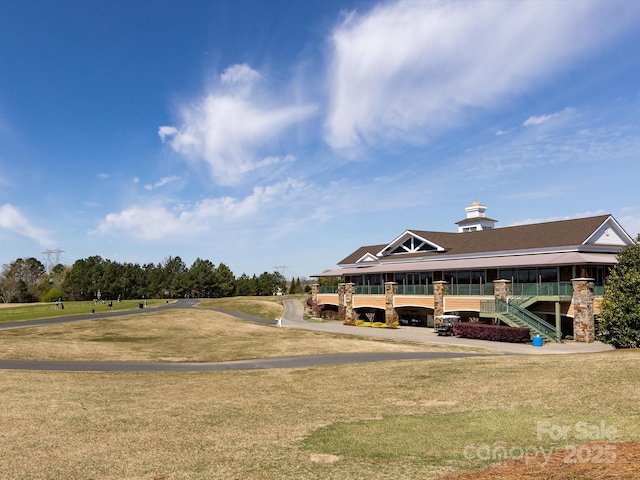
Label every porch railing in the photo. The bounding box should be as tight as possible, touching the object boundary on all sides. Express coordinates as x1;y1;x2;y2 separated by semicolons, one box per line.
320;281;604;297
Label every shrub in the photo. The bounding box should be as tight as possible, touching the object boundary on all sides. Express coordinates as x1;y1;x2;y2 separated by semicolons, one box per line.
453;322;531;343
42;288;64;303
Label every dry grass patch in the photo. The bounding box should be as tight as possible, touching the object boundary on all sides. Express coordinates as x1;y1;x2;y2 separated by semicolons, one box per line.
0;308;478;362
197;296;285;319
0;351;638;479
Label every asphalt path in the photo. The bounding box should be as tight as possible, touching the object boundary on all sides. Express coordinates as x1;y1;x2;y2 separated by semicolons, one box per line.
0;298;493;372
0;298;198;331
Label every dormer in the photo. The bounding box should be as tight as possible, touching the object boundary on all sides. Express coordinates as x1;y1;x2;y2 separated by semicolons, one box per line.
455;200;498;232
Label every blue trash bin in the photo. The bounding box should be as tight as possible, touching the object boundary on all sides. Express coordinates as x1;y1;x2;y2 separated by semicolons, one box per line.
532;335;544;347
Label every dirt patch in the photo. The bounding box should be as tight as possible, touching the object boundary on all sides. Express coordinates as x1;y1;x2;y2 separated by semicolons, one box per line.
439;440;640;479
310;453;341;463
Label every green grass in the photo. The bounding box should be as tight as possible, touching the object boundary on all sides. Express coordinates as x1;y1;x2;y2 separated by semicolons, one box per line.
0;299;168;323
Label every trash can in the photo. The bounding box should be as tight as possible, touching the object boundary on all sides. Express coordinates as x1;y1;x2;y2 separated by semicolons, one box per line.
532;335;544;347
139;303;144;309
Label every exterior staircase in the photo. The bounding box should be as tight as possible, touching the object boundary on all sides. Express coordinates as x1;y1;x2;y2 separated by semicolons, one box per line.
482;297;560;342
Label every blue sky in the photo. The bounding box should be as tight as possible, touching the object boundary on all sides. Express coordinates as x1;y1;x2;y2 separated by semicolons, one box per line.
1;0;640;279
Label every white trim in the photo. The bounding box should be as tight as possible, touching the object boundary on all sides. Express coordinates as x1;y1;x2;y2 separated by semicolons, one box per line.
356;252;379;263
583;216;635;246
377;230;446;257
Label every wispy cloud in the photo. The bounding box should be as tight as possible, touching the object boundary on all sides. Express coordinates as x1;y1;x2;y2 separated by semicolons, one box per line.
0;204;51;246
159;64;317;186
324;0;640;155
523;108;575;127
143;175;182;191
92;178;312;241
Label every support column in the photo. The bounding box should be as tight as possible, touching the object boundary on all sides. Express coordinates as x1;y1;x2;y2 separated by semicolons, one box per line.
311;284;319;315
384;282;398;328
493;279;510;302
493;279;511;326
555;302;562;342
338;283;346;322
344;283;355;325
572;278;595;343
433;281;447;327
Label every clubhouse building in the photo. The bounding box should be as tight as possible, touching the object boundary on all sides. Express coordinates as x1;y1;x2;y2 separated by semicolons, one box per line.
311;201;634;342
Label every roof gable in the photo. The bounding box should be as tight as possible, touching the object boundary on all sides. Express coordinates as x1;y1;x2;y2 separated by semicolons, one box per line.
584;216;634;246
377;230;446;257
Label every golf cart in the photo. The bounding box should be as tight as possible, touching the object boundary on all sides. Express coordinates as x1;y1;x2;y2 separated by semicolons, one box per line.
435;315;460;336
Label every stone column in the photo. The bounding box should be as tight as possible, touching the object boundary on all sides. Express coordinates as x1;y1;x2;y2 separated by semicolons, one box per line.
433;281;448;326
493;279;511;326
493;279;510;302
572;278;595;343
338;283;346;322
311;284;319;315
344;283;355;325
384;282;398;328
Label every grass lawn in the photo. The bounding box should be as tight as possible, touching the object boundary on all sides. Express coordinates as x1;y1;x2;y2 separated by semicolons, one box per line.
0;301;638;479
0;298;168;322
197;295;293;319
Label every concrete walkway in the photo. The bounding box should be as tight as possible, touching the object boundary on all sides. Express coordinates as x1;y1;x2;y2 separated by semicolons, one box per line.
280;299;615;355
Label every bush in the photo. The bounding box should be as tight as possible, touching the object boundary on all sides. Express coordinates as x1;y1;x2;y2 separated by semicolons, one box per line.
453;322;531;343
42;288;64;303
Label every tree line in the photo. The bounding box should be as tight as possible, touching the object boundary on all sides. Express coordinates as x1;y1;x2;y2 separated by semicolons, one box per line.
0;255;309;303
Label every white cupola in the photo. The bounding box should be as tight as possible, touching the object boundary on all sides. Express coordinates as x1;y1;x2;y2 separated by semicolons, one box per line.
455;200;498;232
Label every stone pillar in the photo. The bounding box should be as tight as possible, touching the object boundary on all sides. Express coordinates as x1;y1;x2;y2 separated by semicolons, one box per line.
572;278;595;343
493;279;510;301
344;283;355;325
384;282;398;328
338;283;346;322
493;279;511;326
311;284;319;315
433;281;447;326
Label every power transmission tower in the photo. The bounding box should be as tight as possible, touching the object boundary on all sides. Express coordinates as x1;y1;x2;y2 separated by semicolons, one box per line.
273;265;288;277
42;248;65;274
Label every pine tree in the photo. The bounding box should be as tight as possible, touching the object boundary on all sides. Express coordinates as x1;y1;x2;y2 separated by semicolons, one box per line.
597;235;640;348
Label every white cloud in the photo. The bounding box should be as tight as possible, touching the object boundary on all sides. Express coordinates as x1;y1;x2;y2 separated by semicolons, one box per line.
92;178;310;241
143;175;181;191
0;204;51;246
220;63;260;85
97;173;109;179
496;129;512;136
523;108;575;127
159;64;317;186
325;0;640;154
